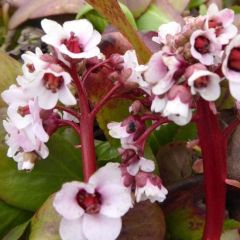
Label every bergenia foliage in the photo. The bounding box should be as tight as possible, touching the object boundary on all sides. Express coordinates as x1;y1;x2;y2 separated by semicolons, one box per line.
1;3;240;240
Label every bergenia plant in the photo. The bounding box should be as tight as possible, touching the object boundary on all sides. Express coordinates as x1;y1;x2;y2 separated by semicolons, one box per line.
2;2;240;240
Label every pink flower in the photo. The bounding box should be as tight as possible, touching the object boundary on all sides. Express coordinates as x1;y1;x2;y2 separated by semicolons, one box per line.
162;85;192;126
205;3;237;45
53;163;132;240
152;21;181;44
144;51;181;95
41;19;101;59
135;172;168;203
151;96;167;113
222;35;240;100
190;29;222;65
187;69;221;101
18;66;76;110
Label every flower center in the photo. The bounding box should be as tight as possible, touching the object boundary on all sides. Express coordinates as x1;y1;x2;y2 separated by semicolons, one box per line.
26;64;35;73
228;47;240;72
194;36;210;54
17;106;30;117
62;32;83;54
208;19;223;36
194;76;209;89
127;122;136;133
76;189;102;214
43;73;64;93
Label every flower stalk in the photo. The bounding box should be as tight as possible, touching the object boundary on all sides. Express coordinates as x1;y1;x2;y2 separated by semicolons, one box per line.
196;98;227;240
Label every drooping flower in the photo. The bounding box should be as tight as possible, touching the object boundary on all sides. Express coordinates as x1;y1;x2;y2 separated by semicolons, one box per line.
205;3;237;45
222;35;240;100
151;95;167;113
187;68;221;101
190;29;222;65
162;85;192;126
41;19;101;60
135;172;168;203
53;163;132;240
152;21;181;45
144;51;181;95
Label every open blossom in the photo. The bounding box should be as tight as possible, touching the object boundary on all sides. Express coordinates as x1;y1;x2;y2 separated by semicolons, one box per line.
190;29;222;65
152;21;181;45
18;66;76;110
222;35;240;101
205;4;237;45
162;85;192;126
151;96;167;113
187;69;221;101
107;116;145;147
41;19;101;60
135;172;168;203
144;51;181;95
54;163;132;240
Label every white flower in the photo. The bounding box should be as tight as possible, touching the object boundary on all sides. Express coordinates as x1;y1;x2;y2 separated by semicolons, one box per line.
135;179;168;203
152;22;181;44
187;70;221;101
190;29;222;65
222;35;240;101
41;19;101;59
54;163;133;240
123;50;148;86
144;52;181;95
151;96;167;113
205;3;237;45
127;157;155;176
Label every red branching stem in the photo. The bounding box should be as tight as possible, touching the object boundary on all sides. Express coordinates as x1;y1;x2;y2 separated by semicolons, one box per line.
91;82;122;119
82;59;111;84
71;64;96;182
135;117;169;151
55;105;81;120
196;98;227;240
141;114;164;121
223;118;240;140
57;119;81;136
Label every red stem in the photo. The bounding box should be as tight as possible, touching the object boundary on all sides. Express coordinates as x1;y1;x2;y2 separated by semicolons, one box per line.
91;82;122;119
57;119;81;136
223;118;240;140
71;64;96;181
135;117;169;151
55;105;81;120
196;98;226;240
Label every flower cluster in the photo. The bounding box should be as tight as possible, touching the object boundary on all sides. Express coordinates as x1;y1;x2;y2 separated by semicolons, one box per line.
1;19;101;170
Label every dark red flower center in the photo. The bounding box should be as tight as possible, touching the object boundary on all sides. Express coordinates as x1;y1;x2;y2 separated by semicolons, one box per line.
208;19;223;36
194;76;209;89
62;32;83;54
194;36;210;54
43;73;64;93
76;189;102;214
127;122;136;133
228;47;240;72
26;64;35;73
18;106;30;117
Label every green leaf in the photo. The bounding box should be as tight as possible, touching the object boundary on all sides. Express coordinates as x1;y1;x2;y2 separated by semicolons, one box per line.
173;123;197;141
189;0;206;9
95;141;119;161
137;4;171;31
0;134;82;211
0;51;21;107
29;195;61;240
3;220;30;240
0;201;32;239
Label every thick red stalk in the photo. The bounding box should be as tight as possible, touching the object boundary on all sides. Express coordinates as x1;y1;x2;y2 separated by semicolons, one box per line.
196;98;227;240
71;64;96;182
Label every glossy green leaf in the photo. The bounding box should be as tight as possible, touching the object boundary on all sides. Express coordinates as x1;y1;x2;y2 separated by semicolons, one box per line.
0;201;32;239
137;4;171;31
29;195;61;240
3;220;30;240
0;134;82;211
189;0;205;9
0;51;21;107
95;141;119;161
